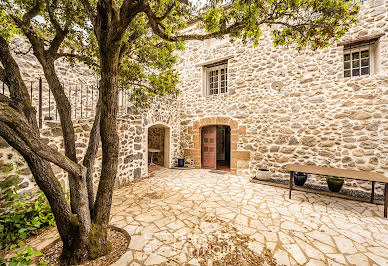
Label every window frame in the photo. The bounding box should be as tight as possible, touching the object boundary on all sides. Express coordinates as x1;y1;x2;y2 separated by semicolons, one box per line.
343;43;375;78
205;63;228;96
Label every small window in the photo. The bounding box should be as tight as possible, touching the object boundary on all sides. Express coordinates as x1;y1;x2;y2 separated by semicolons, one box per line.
206;62;228;96
343;40;377;78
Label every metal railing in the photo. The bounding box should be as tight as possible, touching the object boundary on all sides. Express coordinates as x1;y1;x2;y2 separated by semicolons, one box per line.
1;77;132;128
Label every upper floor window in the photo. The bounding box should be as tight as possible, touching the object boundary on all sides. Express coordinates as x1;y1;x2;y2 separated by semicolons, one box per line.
343;37;379;78
344;46;371;77
206;62;228;95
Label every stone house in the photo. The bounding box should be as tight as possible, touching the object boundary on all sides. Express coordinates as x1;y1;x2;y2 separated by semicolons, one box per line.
176;0;387;191
0;0;387;195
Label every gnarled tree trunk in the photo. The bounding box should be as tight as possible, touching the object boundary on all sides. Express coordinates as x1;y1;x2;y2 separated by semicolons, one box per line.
0;35;79;261
88;32;121;262
38;58;92;262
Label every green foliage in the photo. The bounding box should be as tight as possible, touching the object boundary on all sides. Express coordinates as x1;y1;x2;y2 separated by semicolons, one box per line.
120;0;359;105
192;0;359;49
2;0;359;110
0;244;48;266
0;7;20;40
203;7;222;33
270;0;360;50
0;175;54;250
118;13;184;108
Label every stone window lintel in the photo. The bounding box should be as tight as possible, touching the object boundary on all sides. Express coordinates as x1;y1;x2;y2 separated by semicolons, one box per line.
195;56;234;67
337;33;385;47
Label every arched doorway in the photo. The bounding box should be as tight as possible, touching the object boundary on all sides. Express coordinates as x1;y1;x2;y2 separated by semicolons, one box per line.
183;116;250;174
201;125;231;171
146;124;171;174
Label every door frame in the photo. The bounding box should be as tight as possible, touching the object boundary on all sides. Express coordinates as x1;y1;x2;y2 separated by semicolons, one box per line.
185;116;250;174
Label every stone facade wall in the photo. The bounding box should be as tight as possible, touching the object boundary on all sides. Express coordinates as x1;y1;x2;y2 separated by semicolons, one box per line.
9;37;98;85
0;34;182;195
1;0;387;196
0;95;181;194
177;0;388;193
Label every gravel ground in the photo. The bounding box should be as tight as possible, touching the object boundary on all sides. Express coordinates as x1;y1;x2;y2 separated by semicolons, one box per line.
252;177;385;201
40;228;128;265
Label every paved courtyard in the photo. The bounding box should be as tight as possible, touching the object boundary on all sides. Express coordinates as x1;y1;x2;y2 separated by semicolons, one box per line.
110;168;388;266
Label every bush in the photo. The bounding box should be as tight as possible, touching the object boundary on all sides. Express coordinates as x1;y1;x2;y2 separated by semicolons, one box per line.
0;242;49;266
0;170;54;250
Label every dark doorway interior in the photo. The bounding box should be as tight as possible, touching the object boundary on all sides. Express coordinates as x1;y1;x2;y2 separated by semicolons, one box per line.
216;126;230;171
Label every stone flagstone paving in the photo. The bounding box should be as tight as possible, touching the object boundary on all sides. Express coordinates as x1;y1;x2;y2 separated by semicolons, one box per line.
110;168;388;266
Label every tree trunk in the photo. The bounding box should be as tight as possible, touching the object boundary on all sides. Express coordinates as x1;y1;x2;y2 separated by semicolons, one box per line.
86;23;121;257
39;59;92;261
0;34;93;264
83;96;102;212
0;122;82;261
89;49;120;258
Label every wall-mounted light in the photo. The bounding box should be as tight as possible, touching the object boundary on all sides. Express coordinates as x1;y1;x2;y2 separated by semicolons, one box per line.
271;81;284;92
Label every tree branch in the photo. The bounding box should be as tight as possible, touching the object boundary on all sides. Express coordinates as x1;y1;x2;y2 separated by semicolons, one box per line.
0;102;86;177
48;30;69;56
0;94;11;104
143;4;242;41
155;2;176;22
118;43;127;65
114;0;141;41
56;52;100;68
11;15;46;60
79;0;96;27
45;0;63;33
82;96;101;212
0;120;77;252
45;0;71;55
0;67;9;87
22;0;42;24
13;45;33;56
127;82;154;91
0;35;36;126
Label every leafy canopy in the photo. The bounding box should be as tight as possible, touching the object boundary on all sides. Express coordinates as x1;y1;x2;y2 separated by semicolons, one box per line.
1;0;360;106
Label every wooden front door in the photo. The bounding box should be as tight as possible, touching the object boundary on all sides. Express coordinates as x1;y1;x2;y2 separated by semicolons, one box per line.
201;126;217;169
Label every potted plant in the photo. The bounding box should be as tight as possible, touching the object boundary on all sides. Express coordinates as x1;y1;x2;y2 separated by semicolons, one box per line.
177;158;185;168
256;169;271;180
326;176;344;192
293;172;308;186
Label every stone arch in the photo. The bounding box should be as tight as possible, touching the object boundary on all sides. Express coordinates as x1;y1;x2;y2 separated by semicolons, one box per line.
184;116;250;173
145;123;171;175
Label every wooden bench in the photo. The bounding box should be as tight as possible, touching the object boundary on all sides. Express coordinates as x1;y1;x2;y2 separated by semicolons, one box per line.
286;164;388;218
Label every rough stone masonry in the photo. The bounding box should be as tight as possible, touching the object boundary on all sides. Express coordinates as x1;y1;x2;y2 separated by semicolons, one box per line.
0;0;387;196
177;0;388;193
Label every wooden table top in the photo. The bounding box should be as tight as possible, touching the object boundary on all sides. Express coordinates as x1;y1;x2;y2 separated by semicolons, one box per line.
286;164;388;183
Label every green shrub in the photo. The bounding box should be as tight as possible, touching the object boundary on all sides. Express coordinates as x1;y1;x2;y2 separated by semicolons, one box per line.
0;172;54;250
0;243;49;266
